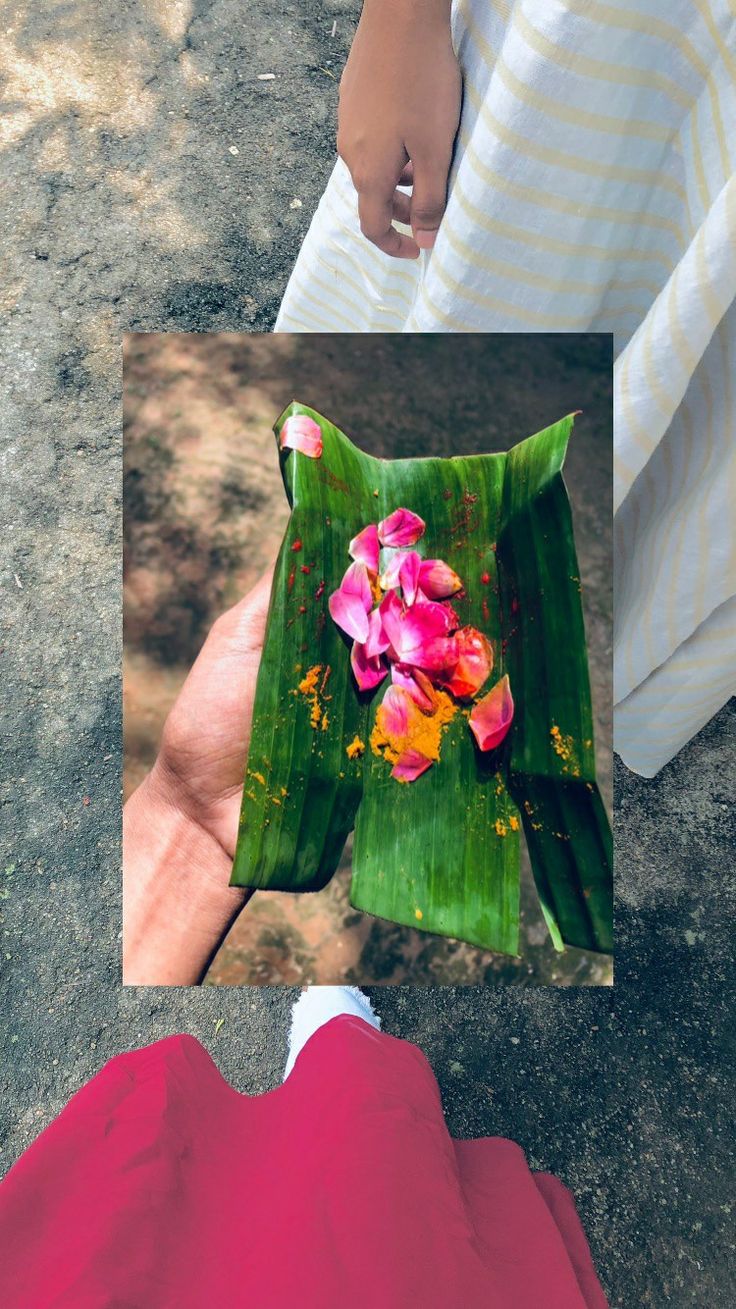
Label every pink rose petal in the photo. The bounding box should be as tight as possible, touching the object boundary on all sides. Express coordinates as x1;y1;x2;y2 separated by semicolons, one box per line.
351;641;389;691
279;414;323;458
377;683;414;738
418;559;462;599
417;635;460;673
440;601;461;630
378;507;426;548
381;596;458;671
349;523;380;574
468;674;514;751
398;551;422;605
381;550;423;605
440;626;493;699
391;663;436;712
391;748;433;783
364;606;390;659
328;561;373;643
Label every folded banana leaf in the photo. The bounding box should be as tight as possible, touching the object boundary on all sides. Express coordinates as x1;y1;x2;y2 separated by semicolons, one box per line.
230;402;613;957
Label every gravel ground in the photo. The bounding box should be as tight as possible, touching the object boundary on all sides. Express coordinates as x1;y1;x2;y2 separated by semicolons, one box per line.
1;3;735;1305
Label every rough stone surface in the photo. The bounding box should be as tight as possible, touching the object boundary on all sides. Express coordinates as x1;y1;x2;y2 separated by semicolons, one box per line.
1;4;735;1306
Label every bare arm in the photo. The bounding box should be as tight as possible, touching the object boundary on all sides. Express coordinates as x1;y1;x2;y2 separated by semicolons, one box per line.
338;0;460;259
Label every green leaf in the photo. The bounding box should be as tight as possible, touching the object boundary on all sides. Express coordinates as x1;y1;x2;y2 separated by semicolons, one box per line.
498;419;613;953
230;403;612;957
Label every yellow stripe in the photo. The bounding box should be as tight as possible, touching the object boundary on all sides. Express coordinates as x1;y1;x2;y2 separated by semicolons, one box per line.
285;266;362;331
462;6;673;144
433;203;658;303
622;489;643;693
469;85;688;208
459;109;686;243
312;227;414;325
322;199;418;305
277;305;329;332
692;0;736;80
328;179;419;292
694;327;733;631
513;7;693;111
568;0;733;181
616;329;658;482
666;266;700;376
450;173;671;280
637;458;662;679
613;441;640;494
614;178;734;487
626;685;736;721
689;99;712;216
418;244;646;329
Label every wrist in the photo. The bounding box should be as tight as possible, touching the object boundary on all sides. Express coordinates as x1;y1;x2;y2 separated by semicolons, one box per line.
123;766;249;986
362;0;451;24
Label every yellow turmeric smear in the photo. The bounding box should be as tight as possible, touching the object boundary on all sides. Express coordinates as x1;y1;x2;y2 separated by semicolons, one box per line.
495;818;508;837
370;574;383;604
550;724;580;775
298;666;321;695
297;663;330;732
346;735;365;760
509;814;520;832
370;689;457;771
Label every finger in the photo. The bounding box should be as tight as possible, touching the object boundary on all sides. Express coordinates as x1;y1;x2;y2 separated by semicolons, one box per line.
391;188;412;225
208;567;274;655
358;186;420;259
409;154;450;250
161;570;275;790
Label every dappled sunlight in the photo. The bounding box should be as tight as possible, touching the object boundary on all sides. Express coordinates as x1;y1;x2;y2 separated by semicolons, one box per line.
2;1;348;336
0;35;156;147
108;168;206;250
146;0;193;45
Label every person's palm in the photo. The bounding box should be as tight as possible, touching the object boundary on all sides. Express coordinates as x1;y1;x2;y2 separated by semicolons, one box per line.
155;572;272;861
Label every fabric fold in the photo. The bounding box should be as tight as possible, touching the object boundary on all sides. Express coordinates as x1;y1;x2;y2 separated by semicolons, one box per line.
0;1019;607;1307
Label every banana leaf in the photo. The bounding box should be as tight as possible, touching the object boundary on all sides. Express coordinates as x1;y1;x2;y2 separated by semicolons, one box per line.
230;402;612;957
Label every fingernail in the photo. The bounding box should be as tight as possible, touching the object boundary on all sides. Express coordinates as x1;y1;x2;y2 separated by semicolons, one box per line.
414;229;437;250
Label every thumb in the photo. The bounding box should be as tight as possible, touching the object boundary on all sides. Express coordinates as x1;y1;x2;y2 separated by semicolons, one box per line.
409;155;450;250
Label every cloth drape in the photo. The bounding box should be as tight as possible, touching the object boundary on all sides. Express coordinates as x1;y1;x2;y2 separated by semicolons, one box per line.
0;1018;607;1307
276;0;736;776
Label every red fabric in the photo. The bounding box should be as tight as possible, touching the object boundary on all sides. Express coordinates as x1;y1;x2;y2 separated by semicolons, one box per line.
0;1018;608;1308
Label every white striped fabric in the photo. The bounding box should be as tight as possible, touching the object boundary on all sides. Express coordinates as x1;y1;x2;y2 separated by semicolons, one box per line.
275;0;736;777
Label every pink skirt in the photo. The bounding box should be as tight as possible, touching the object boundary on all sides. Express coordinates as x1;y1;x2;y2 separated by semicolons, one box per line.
0;1017;607;1307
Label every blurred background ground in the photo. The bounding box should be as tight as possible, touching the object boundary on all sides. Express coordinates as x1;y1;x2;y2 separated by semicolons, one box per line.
123;333;614;986
2;2;735;1302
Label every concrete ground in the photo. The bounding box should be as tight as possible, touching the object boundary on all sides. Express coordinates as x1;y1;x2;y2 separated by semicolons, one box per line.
1;3;735;1305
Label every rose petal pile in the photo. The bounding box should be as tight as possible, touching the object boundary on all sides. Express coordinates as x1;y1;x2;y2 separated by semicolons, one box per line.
328;507;515;781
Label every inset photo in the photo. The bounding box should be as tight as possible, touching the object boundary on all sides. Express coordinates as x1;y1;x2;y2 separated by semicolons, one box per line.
123;333;613;986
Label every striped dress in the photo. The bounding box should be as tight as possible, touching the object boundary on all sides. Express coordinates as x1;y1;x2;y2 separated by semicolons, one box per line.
275;0;736;778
